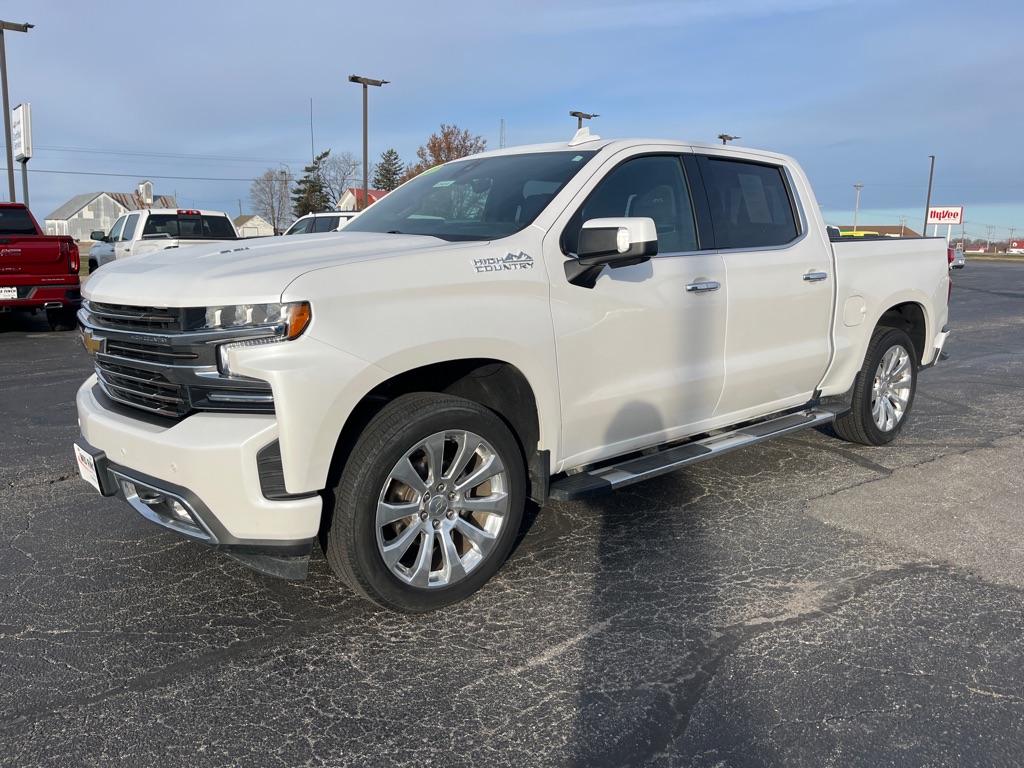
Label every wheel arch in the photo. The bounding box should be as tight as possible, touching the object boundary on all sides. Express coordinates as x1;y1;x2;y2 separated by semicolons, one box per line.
877;301;927;362
324;359;546;529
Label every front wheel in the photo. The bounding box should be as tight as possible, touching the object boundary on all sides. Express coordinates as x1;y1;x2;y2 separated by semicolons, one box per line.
833;326;918;445
326;393;526;612
46;307;78;332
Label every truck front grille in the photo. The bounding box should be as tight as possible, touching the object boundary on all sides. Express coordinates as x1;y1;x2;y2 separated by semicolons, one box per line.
96;360;189;418
81;300;274;420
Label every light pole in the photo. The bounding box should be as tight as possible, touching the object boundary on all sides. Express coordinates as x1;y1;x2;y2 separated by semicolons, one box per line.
0;20;33;202
923;155;935;237
718;134;740;144
853;182;864;231
348;75;388;211
570;111;599;130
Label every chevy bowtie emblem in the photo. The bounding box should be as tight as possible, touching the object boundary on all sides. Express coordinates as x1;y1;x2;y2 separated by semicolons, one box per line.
81;329;105;356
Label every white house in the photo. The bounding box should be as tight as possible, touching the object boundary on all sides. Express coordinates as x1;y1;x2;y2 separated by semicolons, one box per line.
44;181;176;241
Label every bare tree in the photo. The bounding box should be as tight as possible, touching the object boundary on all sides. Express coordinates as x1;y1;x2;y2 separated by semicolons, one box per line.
321;151;361;208
249;168;293;232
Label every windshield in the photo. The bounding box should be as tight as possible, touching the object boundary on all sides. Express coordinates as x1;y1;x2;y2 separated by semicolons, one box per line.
343;150;598;241
142;214;236;239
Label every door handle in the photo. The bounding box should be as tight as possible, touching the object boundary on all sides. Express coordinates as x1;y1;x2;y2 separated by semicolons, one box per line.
686;281;721;293
802;271;828;282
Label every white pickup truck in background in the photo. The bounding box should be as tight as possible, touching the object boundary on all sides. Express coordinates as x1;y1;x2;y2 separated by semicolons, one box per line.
87;208;240;271
74;131;951;612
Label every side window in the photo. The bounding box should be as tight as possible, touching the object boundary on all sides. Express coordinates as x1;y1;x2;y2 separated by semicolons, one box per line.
108;216;127;242
121;214;140;241
697;157;798;249
287;218;312;235
312;215;340;233
561;155;698;255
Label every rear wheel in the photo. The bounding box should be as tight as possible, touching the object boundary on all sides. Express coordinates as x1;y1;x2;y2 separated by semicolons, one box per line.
834;326;917;445
326;393;525;612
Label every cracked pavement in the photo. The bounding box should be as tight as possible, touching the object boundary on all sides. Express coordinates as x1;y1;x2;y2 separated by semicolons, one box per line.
1;262;1022;767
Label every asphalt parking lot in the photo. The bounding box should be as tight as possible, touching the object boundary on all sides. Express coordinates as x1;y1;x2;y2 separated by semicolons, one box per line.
1;261;1022;767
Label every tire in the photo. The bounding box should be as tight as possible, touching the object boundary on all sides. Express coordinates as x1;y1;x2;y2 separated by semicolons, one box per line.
46;307;79;332
326;392;526;612
833;326;917;446
88;259;98;273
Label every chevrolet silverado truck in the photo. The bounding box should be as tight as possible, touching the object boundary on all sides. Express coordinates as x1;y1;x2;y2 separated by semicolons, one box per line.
74;131;952;612
87;208;239;271
0;202;81;331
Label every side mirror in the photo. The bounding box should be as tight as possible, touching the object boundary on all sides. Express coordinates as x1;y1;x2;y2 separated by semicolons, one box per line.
90;230;107;242
565;217;658;288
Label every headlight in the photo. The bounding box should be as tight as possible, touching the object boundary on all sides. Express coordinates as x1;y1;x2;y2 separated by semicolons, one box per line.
203;301;311;339
213;301;311;377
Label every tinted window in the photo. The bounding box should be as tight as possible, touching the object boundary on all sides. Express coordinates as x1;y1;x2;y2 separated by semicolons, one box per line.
122;213;140;241
561;155;698;255
312;215;340;233
0;207;39;235
697;157;798;249
285;218;313;235
142;214;235;239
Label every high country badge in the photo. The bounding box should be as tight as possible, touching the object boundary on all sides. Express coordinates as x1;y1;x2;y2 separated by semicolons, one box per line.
473;251;535;273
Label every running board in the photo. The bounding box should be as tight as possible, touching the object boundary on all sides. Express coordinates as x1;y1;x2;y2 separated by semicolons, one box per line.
549;405;849;502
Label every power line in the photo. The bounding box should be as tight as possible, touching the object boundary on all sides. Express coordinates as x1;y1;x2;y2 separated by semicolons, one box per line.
36;144;308;165
2;166;256;182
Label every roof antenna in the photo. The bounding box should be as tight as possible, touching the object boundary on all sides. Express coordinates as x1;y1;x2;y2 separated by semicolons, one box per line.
569;126;601;146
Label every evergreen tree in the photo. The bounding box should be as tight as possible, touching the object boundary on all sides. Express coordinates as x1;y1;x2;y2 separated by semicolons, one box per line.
372;148;404;191
292;150;333;217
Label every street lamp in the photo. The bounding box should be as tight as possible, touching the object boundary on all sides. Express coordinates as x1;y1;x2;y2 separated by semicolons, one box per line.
718;134;740;144
923;155;935;237
569;111;599;129
853;182;864;231
348;75;388;211
0;20;33;202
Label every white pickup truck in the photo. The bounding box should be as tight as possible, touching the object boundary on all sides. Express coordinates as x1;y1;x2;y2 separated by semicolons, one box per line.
73;131;951;612
87;208;240;271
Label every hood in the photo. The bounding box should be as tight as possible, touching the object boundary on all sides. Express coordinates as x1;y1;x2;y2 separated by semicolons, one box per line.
83;232;463;306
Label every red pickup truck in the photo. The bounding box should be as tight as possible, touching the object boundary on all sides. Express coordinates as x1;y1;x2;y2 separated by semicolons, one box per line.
0;203;81;331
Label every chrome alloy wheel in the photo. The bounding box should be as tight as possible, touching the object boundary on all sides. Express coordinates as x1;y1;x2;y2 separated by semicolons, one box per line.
375;430;510;588
871;343;913;432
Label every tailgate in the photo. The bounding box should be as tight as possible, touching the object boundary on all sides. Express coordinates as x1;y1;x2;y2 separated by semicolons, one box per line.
0;236;72;276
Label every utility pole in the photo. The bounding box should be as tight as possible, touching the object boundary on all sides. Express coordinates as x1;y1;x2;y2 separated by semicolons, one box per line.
0;20;33;202
986;225;995;251
853;182;864;231
348;75;388;211
899;215;908;237
923;155;935;237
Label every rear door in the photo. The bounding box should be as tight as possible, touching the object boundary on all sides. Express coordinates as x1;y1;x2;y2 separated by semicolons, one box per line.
694;154;833;419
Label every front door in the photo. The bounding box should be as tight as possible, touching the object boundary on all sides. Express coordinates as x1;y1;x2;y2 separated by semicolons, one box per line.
545;152;728;470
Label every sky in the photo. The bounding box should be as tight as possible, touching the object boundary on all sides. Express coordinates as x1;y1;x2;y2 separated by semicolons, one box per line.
7;0;1023;243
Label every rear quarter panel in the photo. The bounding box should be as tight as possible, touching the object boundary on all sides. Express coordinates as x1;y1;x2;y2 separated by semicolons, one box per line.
818;237;950;396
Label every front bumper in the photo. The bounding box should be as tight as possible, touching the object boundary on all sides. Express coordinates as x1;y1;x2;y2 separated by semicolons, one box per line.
76;376;323;578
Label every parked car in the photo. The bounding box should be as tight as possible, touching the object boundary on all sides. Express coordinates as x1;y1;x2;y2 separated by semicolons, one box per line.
282;211;359;235
950;248;966;270
0;202;81;331
88;209;240;270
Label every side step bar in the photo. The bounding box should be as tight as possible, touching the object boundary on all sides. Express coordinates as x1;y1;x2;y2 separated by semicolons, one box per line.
549;404;849;502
